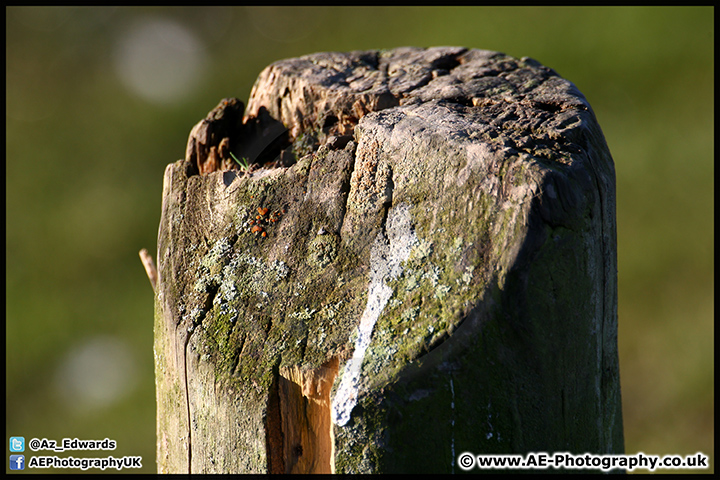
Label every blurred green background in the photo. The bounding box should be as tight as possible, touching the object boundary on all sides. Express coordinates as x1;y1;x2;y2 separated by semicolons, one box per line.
6;6;712;473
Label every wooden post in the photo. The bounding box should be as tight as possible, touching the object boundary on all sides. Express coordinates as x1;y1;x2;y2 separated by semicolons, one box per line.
152;47;623;473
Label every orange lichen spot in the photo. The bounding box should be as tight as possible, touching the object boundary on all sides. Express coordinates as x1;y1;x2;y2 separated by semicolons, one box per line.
258;207;269;216
261;231;267;237
251;225;263;234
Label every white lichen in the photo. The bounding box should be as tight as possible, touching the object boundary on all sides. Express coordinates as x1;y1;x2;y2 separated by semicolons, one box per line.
459;265;475;286
401;306;419;323
290;307;316;321
409;238;433;262
435;284;451;300
332;203;417;426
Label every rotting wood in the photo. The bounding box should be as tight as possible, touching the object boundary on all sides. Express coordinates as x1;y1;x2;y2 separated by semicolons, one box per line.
153;47;623;473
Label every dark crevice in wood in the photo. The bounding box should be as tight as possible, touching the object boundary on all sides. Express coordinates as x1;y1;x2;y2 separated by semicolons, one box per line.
265;370;285;474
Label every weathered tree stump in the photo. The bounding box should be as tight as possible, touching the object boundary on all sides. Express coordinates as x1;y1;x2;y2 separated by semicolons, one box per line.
152;47;623;473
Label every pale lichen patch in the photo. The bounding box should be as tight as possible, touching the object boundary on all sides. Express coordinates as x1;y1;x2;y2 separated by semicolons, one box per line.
332;203;417;426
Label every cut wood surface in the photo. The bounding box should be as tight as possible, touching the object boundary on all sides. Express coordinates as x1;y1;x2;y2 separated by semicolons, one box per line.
153;46;623;473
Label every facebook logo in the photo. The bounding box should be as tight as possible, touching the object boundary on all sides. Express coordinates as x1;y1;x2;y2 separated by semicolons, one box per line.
9;454;25;470
9;437;25;452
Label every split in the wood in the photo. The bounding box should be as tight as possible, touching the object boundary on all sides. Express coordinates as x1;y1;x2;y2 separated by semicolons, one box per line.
269;358;339;473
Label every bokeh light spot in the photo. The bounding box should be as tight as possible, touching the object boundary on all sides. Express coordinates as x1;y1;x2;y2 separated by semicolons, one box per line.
113;17;206;104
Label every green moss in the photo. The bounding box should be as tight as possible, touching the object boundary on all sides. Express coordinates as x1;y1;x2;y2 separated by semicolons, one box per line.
334;395;389;473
